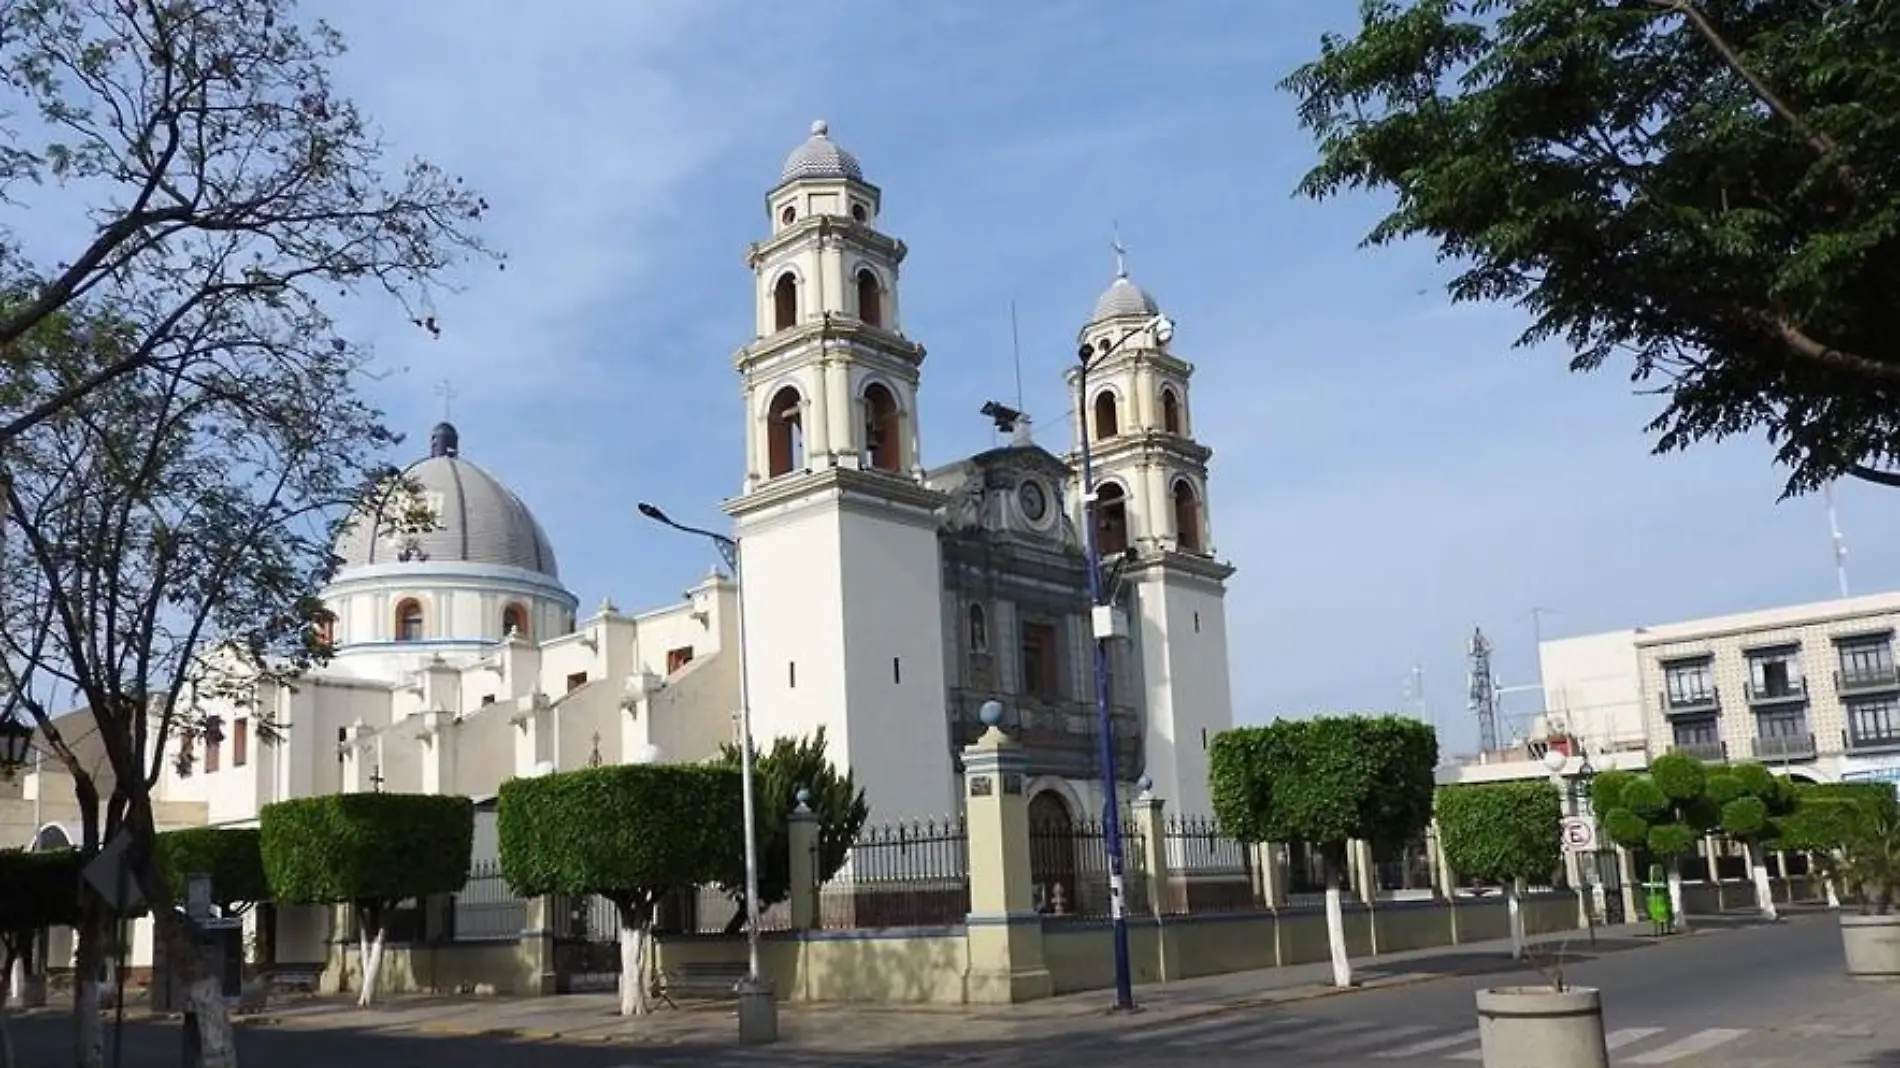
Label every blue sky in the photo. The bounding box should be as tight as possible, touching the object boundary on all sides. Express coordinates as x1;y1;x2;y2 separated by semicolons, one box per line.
301;0;1900;756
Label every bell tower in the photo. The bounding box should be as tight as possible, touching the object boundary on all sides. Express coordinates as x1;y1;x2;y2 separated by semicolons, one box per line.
723;121;956;821
1066;249;1236;818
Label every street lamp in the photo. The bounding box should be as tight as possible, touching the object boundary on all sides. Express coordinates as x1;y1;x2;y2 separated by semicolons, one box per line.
636;501;775;1045
1074;311;1172;1013
0;717;33;779
1541;744;1598;946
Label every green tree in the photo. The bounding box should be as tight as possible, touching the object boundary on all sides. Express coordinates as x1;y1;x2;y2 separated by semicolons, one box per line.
0;1;490;1063
1592;754;1718;930
153;828;270;915
1211;715;1438;987
259;794;473;1007
1779;782;1898;909
497;764;743;1017
1435;781;1562;958
0;847;84;1068
1283;0;1900;497
1706;763;1796;919
714;728;868;933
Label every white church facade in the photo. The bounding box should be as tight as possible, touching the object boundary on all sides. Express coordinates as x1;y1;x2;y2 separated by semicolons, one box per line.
26;121;1239;874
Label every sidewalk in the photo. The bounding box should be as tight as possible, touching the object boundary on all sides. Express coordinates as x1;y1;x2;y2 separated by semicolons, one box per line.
189;918;1725;1053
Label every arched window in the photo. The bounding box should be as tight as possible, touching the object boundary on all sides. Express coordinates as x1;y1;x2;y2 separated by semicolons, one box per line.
502;603;529;639
863;382;902;472
1161;387;1182;435
394;599;424;642
1173;479;1203;553
773;272;799;332
1095;483;1129;556
766;386;805;477
1092;391;1119;440
968;603;989;654
856;268;882;328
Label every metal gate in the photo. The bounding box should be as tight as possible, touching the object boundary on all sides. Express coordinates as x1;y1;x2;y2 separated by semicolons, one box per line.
1591;848;1626;925
554;894;621;993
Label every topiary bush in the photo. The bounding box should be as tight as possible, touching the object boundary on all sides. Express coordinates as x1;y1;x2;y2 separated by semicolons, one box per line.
1591;752;1720;931
1211;714;1437;988
498;763;743;1016
260;793;473;1006
1435;781;1562;888
154;827;268;912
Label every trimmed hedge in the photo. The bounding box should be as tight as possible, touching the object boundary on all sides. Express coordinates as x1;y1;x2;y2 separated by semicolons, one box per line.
0;848;84;933
1435;780;1562;886
1780;782;1897;851
154;827;268;909
498;764;743;910
260;793;473;907
1595;752;1718;858
1210;715;1438;856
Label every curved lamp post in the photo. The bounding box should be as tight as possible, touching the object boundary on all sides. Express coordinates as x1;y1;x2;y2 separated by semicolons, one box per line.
635;502;776;1045
1541;744;1598;946
1074;311;1173;1012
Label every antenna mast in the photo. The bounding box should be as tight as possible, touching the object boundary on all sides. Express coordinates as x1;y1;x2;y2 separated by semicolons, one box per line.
1467;628;1499;753
1825;482;1851;598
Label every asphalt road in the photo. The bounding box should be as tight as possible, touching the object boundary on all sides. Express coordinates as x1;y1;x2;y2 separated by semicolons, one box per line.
2;912;1874;1067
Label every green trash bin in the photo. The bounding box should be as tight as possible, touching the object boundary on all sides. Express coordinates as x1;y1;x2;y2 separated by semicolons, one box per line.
1643;863;1673;935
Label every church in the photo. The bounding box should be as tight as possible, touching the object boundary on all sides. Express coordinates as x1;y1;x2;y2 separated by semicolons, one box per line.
129;119;1240;841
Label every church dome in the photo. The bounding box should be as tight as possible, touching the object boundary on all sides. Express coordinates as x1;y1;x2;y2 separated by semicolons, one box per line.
332;422;561;578
1092;274;1161;323
779;120;864;184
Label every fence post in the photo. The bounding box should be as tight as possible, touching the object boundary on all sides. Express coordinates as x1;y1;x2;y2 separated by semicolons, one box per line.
1433;830;1461;945
1350;839;1377;905
787;794;820;930
1255;843;1288;908
1130;790;1169;914
961;713;1053;1004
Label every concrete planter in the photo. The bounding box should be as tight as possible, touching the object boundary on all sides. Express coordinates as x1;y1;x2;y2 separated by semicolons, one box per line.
1840;913;1900;979
1475;986;1608;1068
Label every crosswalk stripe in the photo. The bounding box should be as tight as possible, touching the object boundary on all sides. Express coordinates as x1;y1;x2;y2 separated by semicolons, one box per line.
1117;1015;1250;1043
1605;1027;1665;1051
1233;1018;1379;1049
1305;1023;1438;1054
1625;1028;1749;1064
1371;1029;1480;1058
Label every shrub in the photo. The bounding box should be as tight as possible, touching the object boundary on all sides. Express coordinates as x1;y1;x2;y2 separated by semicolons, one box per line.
261;793;473;908
154;827;268;911
1435;781;1562;886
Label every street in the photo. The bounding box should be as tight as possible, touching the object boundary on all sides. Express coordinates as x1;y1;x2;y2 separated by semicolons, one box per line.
4;912;1887;1067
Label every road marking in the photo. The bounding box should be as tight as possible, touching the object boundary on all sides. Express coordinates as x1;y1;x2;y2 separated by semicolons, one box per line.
1605;1027;1665;1051
1370;1029;1480;1058
1231;1018;1378;1049
1304;1022;1438;1054
1625;1028;1749;1064
1118;1015;1257;1043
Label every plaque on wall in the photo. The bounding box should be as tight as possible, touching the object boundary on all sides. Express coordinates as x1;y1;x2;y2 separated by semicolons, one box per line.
969;775;994;797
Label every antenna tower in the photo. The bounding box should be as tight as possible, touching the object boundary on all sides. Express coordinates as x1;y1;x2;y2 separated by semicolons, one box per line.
1467;627;1499;752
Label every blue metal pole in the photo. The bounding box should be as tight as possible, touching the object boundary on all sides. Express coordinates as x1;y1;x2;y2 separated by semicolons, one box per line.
1076;349;1135;1012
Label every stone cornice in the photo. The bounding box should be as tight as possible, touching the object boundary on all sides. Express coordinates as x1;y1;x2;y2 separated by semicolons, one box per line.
747;214;905;267
734;314;926;373
1070;431;1213;469
1127;549;1237;586
724;467;948;531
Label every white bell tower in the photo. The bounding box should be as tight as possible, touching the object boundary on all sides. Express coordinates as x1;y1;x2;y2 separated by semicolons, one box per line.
1067;249;1236;818
723;121;956;821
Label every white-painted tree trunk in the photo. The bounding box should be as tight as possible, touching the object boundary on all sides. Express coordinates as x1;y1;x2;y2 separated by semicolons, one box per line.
1506;884;1525;959
189;975;237;1068
356;919;388;1008
1826;876;1842;909
617;922;652;1016
0;951;14;1068
73;977;102;1068
1744;843;1778;921
1322;885;1353;988
1667;861;1688;932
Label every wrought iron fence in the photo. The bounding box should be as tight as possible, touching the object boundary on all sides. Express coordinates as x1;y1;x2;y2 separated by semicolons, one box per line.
1030;816;1150;919
1158;815;1258;914
817;817;970;929
451;859;526;941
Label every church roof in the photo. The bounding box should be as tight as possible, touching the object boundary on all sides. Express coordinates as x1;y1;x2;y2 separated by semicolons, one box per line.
779;120;864;184
332;422;561;578
1092;274;1161;323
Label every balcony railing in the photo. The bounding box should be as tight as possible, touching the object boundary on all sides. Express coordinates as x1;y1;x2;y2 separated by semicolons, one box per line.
1743;679;1807;706
1836;666;1900;695
1669;739;1727;762
1660;687;1720;715
1843;729;1900;754
1753;732;1817;762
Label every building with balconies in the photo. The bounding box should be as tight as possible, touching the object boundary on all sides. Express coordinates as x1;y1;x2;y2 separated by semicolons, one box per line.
1539;591;1900;785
